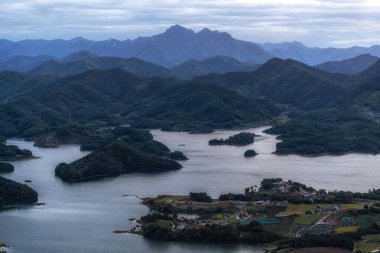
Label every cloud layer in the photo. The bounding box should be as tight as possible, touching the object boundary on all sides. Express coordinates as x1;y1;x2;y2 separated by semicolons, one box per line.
1;0;380;47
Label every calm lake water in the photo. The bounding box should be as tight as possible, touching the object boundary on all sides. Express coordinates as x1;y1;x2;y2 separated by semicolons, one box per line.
1;126;379;253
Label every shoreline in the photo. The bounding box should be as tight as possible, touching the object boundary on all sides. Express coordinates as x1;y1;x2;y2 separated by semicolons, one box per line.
128;179;379;253
0;155;39;162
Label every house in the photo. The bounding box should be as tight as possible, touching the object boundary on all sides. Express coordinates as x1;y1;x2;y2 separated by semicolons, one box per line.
240;220;251;225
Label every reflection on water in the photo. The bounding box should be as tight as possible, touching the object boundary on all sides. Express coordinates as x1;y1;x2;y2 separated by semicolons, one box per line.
0;126;378;253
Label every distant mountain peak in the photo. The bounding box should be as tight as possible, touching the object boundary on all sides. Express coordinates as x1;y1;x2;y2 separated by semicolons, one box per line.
69;37;89;42
255;57;311;74
199;28;212;33
197;28;232;39
291;41;306;46
164;25;194;35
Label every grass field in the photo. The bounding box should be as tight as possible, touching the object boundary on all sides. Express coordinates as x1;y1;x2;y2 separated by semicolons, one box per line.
288;248;351;253
286;204;329;215
335;226;359;234
294;214;320;225
286;203;366;216
357;234;380;252
340;203;367;209
357;242;380;252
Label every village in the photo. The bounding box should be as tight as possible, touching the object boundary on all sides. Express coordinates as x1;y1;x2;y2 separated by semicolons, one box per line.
130;179;380;253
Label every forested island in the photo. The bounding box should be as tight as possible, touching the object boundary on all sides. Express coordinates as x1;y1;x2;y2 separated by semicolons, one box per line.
55;126;184;182
0;176;38;207
0;138;33;161
266;108;380;156
0;139;38;210
131;178;380;253
0;162;14;173
209;132;255;146
244;149;257;157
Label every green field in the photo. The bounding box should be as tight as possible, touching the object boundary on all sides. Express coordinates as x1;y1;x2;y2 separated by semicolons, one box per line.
340;203;367;209
286;203;366;216
287;204;329;215
357;234;380;252
357;242;380;252
335;226;359;234
294;214;320;225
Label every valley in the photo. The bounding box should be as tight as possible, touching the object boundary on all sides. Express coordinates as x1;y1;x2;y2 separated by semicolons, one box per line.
2;24;380;253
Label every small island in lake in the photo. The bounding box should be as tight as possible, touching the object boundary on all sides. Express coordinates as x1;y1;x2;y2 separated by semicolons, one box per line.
0;176;38;208
0;162;14;173
55;127;183;182
244;149;257;157
0;138;34;161
209;132;255;146
169;151;188;161
129;178;380;253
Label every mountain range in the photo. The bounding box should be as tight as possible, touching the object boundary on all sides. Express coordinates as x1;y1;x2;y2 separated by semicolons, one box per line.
2;25;380;68
0;51;261;80
1;25;380;157
193;58;356;110
2;56;380;136
258;41;380;66
0;25;271;67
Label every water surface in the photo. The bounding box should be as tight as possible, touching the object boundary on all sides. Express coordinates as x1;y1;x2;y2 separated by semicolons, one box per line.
1;127;379;253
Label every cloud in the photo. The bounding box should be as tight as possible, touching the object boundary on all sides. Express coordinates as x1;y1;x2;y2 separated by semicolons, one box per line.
0;0;379;47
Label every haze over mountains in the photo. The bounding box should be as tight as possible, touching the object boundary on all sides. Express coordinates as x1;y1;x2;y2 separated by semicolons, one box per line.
0;25;271;67
316;54;379;75
2;25;380;71
258;41;380;66
1;24;380;146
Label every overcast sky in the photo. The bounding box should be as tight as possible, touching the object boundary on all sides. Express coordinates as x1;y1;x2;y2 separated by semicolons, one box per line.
1;0;380;47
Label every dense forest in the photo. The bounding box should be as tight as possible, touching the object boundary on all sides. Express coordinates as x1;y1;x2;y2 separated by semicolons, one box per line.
55;127;183;182
209;132;255;146
0;176;38;207
1;56;380;157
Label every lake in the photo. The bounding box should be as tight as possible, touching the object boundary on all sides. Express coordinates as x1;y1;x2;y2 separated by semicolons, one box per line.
0;126;379;253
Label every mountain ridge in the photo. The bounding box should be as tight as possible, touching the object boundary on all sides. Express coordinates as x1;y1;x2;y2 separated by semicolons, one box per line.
0;25;272;67
316;54;379;75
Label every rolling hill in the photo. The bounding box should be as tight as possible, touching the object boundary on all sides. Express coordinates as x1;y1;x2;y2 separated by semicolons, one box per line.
28;53;176;78
356;59;380;81
125;82;279;132
0;68;279;137
0;71;55;102
194;58;352;110
316;54;379;75
352;75;380;111
170;55;259;79
0;55;56;72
